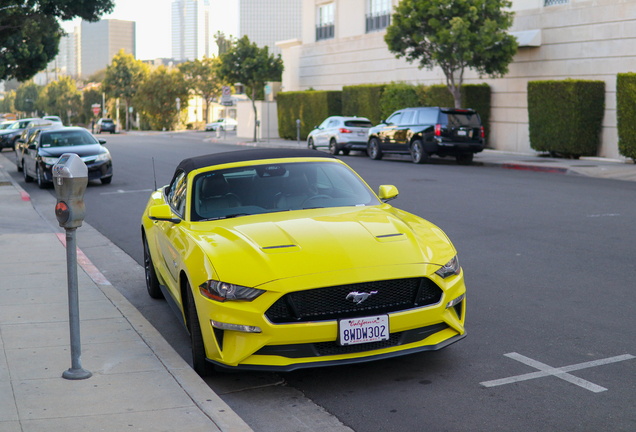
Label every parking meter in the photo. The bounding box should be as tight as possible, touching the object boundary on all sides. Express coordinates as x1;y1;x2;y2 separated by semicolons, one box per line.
52;153;92;380
53;153;88;228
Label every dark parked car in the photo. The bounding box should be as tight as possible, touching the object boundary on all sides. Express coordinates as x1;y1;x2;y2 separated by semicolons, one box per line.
95;118;116;134
20;127;113;188
0;118;41;151
15;122;63;163
367;107;485;165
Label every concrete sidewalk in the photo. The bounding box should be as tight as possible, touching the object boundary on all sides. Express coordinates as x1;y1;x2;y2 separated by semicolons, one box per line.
193;132;636;183
0;157;252;431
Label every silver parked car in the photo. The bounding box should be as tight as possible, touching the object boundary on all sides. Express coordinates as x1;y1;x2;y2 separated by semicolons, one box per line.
307;116;373;155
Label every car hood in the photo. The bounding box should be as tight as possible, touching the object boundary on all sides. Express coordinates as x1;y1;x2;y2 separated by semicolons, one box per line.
189;206;455;287
39;144;105;157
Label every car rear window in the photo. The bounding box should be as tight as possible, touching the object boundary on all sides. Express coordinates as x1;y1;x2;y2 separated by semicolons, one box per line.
441;112;481;128
344;120;373;127
102;119;114;124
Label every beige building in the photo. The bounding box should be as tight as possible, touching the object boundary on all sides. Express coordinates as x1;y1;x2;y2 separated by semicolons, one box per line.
278;0;636;159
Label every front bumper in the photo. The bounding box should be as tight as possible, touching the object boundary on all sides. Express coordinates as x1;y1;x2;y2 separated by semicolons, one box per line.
40;159;113;182
193;263;466;370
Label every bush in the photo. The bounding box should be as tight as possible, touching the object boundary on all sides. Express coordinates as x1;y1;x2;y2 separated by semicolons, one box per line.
380;82;420;121
528;79;605;157
421;84;492;141
277;90;342;140
616;73;636;161
342;84;386;125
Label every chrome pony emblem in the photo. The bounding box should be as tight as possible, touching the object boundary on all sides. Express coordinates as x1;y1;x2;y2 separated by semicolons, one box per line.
346;291;378;305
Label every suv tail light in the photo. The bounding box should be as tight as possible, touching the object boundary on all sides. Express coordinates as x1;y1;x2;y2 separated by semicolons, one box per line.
480;126;485;138
435;124;442;136
339;128;352;134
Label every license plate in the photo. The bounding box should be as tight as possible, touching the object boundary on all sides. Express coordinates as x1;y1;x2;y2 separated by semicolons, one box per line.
357;132;366;136
457;130;467;136
339;315;389;346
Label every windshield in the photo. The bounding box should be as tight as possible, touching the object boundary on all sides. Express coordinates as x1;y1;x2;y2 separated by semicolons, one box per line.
10;121;28;130
191;161;380;221
0;122;14;130
40;129;98;147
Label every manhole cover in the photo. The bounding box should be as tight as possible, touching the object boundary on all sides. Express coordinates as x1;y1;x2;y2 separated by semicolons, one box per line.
0;181;11;186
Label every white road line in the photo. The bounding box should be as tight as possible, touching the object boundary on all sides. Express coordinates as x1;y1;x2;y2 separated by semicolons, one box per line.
100;188;153;195
480;353;635;393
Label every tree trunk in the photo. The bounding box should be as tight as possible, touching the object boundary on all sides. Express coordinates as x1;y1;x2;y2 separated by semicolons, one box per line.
252;86;258;142
444;66;464;108
125;99;129;131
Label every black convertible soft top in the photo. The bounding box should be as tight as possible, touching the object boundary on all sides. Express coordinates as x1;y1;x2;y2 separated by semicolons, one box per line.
176;148;336;174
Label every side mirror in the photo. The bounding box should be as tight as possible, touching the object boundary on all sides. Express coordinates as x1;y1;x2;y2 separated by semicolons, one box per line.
313;125;318;129
148;204;181;224
378;185;399;203
98;140;106;145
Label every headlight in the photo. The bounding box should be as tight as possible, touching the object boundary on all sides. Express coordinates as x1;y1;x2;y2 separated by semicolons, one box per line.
435;255;460;279
199;280;265;302
41;156;59;165
95;151;111;162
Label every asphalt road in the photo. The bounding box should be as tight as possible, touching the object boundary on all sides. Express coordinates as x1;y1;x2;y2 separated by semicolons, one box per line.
6;131;636;432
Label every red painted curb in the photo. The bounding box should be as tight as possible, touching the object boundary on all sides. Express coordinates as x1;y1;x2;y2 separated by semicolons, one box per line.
20;190;30;201
501;163;568;174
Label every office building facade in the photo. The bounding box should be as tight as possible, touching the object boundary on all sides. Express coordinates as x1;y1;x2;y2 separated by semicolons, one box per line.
240;0;302;56
80;19;136;78
171;0;210;61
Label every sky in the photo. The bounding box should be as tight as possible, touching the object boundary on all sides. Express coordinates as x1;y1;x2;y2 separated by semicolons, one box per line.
60;0;239;60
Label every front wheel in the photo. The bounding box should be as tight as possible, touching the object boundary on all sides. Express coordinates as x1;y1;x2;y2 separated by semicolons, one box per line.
23;161;33;183
456;153;474;165
143;236;163;299
36;165;48;189
329;139;340;155
219;126;224;132
186;282;212;376
368;138;383;160
410;140;428;164
308;138;316;150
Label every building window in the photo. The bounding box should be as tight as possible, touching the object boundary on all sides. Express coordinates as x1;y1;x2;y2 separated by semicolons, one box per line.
366;0;391;33
544;0;569;5
316;3;335;41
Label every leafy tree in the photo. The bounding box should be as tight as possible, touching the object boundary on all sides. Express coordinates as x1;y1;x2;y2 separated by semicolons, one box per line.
85;68;107;84
134;66;189;131
14;81;42;115
80;87;103;125
385;0;517;108
218;36;284;141
179;57;223;124
0;90;16;113
102;49;148;131
215;32;233;55
39;76;81;124
0;0;114;81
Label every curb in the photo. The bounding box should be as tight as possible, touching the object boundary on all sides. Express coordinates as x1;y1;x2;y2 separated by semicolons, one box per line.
0;155;30;200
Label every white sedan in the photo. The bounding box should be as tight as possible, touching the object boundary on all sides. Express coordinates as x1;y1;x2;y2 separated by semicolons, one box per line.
205;118;238;131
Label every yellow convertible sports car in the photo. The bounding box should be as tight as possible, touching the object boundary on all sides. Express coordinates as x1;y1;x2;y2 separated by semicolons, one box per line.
141;149;466;375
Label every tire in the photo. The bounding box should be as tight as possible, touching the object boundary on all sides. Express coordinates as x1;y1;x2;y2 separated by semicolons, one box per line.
143;236;163;299
17;158;23;172
23;161;33;183
186;281;212;376
101;177;112;185
36;165;48;189
219;126;224;132
341;149;350;156
329;139;340;155
456;153;474;165
410;139;428;164
12;138;19;151
368;137;383;160
308;138;316;150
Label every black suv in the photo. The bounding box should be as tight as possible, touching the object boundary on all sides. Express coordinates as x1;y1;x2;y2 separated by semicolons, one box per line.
96;118;116;134
367;107;485;164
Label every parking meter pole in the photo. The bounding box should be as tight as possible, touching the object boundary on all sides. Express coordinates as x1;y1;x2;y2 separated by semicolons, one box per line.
224;106;227;140
62;227;92;380
296;119;301;146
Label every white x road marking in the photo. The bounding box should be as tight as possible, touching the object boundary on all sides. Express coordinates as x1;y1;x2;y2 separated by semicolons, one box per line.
480;353;635;393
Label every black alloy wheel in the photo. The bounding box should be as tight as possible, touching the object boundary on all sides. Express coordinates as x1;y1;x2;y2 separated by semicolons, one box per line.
308;138;316;150
36;165;47;189
143;236;163;299
410;139;428;164
329;139;340;155
186;281;212;376
16;158;23;172
23;161;33;183
456;153;474;165
368;137;383;160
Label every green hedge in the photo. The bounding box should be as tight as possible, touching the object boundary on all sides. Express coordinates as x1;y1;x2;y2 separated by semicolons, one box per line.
380;82;420;121
617;73;636;161
422;84;492;141
528;79;605;157
342;84;386;125
277;90;342;140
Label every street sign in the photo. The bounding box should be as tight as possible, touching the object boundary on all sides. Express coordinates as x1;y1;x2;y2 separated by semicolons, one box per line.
91;104;100;116
129;106;133;113
221;86;232;106
264;85;272;95
176;97;181;111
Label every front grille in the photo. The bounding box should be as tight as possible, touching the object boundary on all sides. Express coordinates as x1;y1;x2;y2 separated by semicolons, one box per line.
265;278;442;324
315;332;403;356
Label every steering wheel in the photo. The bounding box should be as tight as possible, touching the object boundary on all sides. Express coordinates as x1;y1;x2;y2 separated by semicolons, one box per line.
301;195;331;207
